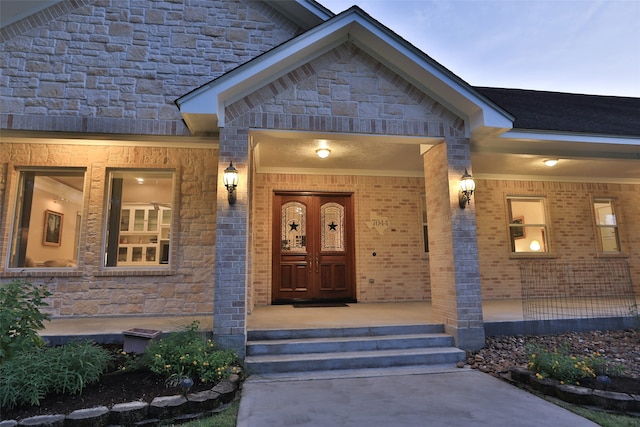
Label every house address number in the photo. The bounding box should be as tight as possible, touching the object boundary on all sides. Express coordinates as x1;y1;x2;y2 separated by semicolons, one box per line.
366;212;390;235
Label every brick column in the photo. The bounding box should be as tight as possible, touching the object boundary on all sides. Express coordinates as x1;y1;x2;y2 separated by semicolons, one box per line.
214;127;248;358
423;139;485;350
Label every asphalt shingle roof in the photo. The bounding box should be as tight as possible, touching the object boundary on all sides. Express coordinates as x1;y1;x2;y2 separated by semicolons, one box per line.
475;87;640;137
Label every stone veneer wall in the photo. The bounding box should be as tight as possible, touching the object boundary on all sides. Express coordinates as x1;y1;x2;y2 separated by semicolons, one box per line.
250;173;430;307
0;0;303;136
475;179;640;298
0;142;218;317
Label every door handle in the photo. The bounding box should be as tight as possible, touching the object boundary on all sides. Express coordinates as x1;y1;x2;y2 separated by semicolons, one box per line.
309;258;312;272
316;255;319;273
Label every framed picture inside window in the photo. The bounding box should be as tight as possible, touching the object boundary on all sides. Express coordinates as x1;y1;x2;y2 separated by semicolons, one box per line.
511;216;525;239
43;210;63;246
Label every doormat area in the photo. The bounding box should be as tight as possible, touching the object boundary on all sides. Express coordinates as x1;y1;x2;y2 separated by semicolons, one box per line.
293;303;349;308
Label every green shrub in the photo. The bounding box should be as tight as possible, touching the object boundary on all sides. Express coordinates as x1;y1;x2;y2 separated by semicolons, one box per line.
0;280;51;360
526;343;624;385
144;321;238;386
0;341;113;410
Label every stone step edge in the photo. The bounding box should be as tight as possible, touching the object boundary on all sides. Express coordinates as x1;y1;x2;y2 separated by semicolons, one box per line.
246;346;465;363
247;332;453;346
247;324;445;340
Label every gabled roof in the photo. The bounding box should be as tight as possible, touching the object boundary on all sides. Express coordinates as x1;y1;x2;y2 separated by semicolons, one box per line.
175;6;513;136
476;87;640;137
267;0;334;28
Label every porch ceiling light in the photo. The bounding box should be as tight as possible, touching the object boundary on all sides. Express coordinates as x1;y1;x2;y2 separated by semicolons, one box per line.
458;168;476;209
223;161;238;205
316;148;331;158
544;159;558;167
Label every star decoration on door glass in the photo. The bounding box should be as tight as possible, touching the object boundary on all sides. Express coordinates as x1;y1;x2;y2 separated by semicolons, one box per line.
328;221;338;231
289;221;299;231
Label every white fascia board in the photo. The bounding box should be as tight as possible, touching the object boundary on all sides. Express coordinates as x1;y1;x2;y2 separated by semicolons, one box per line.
503;130;640;146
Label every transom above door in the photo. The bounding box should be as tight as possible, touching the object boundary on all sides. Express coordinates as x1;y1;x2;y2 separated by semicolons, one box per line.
272;192;356;303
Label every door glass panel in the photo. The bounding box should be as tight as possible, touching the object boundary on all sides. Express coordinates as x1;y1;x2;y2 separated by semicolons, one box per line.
321;202;344;251
281;202;306;252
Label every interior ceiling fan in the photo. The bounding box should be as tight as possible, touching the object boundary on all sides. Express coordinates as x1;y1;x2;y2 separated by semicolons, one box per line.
150;201;171;210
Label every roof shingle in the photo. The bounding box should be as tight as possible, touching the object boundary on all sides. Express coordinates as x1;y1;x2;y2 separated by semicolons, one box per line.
475;87;640;137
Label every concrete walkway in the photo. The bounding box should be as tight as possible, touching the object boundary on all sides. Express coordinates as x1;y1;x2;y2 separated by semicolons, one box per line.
237;367;597;427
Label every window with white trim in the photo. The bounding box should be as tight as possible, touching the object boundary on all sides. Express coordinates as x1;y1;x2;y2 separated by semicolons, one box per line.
104;170;174;267
8;168;85;268
593;198;621;253
507;197;548;253
421;194;429;254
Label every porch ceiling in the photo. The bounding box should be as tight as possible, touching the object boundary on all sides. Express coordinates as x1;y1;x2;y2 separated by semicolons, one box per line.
252;129;640;183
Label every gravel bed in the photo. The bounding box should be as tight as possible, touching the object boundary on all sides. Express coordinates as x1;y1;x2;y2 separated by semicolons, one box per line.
466;329;640;379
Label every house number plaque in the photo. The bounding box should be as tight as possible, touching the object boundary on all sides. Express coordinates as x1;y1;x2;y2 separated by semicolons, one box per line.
366;212;389;235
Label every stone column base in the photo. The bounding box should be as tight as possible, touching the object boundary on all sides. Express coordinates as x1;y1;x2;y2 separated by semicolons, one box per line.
444;325;485;351
214;333;246;359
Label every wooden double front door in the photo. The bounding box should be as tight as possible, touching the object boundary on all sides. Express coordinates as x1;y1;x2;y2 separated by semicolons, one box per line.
272;192;355;303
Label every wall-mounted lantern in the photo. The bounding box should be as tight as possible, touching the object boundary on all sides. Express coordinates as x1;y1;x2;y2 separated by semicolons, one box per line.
223;161;238;205
458;168;475;209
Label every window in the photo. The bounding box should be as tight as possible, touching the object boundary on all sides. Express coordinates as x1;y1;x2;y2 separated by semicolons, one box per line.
104;170;174;267
8;168;85;268
593;199;621;253
507;197;548;253
421;194;429;254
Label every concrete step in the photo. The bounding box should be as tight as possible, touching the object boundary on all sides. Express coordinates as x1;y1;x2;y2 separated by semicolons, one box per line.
247;333;455;356
245;324;465;375
245;347;466;374
247;324;444;341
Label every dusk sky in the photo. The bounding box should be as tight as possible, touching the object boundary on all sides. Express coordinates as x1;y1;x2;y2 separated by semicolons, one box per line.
320;0;640;97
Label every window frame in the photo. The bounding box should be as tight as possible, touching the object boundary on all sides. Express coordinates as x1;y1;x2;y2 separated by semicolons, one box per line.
592;197;624;256
420;193;429;256
6;167;86;271
102;168;176;271
506;196;551;256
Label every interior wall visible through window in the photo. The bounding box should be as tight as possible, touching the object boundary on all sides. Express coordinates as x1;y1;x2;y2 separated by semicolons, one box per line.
507;197;548;253
104;170;174;268
8;169;86;268
593;198;621;253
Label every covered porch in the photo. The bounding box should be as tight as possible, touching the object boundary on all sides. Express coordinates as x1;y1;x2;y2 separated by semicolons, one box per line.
39;299;635;344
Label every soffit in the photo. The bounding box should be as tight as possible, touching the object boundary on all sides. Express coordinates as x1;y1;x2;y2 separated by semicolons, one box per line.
253;128;640;182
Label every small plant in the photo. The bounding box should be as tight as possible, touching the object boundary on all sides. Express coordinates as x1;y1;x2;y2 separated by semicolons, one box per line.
0;341;112;410
113;348;145;373
526;343;624;385
144;321;238;387
0;280;51;360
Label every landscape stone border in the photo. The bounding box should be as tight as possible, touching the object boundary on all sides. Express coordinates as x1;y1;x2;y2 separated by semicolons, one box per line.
509;367;640;414
0;374;242;427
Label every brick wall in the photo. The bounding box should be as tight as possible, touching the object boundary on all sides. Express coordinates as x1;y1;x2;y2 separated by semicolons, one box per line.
0;142;218;317
251;173;430;306
475;179;640;298
0;0;303;135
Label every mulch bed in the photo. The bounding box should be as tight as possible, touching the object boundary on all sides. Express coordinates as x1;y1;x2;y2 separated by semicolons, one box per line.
2;369;214;421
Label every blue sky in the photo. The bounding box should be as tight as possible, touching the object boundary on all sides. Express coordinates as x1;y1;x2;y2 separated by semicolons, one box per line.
320;0;640;97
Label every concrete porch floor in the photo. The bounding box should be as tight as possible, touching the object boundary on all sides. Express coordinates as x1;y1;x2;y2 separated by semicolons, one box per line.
40;300;524;338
